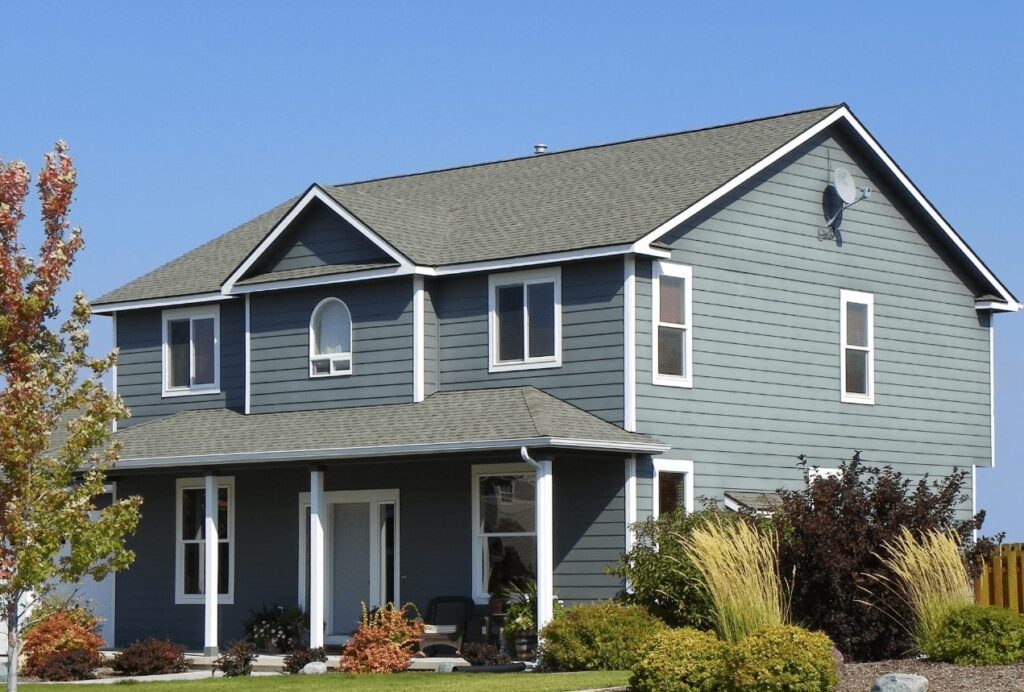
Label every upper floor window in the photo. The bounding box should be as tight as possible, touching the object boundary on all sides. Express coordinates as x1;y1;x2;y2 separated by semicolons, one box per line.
840;290;874;404
162;305;220;397
652;261;693;387
309;298;353;377
488;268;561;372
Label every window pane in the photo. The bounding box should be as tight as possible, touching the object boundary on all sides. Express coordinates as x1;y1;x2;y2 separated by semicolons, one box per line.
845;349;868;394
659;472;685;514
217;487;229;536
168;320;190;388
315;301;350;355
184;543;202;594
527;282;555;358
483;535;537;596
181;489;204;540
193;318;215;385
846;302;868;347
660;275;685;325
218;542;230;594
657;326;685;377
479;475;535;533
496;285;524;361
312;359;330;375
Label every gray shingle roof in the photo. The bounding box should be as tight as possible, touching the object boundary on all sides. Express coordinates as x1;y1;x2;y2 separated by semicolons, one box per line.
112;387;666;467
94;106;841;306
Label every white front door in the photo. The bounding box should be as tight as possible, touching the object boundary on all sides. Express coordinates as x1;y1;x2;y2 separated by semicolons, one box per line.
299;489;399;642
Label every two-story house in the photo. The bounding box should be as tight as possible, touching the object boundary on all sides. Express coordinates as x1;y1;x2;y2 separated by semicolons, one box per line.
89;104;1019;654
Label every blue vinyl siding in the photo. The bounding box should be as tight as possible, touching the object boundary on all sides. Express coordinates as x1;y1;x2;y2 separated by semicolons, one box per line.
634;130;991;515
115;301;245;428
248;278;414;412
436;258;625;425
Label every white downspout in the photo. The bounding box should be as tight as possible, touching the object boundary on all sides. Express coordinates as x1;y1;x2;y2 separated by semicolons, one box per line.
520;447;554;632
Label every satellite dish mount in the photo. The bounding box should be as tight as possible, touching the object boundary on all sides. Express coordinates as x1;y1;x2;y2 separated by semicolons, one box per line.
819;166;871;241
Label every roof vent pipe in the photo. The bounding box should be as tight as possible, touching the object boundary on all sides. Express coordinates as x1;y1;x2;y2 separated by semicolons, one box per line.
533;143;548;155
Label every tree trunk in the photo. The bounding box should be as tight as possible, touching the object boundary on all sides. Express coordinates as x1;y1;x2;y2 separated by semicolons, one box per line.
6;597;19;692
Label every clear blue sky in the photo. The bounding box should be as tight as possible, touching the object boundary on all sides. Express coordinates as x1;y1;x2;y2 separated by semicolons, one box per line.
3;2;1022;538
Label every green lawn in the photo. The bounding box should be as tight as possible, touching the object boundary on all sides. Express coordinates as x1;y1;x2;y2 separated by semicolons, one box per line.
13;671;630;691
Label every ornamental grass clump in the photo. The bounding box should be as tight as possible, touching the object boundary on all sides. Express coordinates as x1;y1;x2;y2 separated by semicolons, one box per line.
870;527;973;652
682;518;786;643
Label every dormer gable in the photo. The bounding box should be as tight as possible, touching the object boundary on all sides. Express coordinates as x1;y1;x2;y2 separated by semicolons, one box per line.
224;184;414;292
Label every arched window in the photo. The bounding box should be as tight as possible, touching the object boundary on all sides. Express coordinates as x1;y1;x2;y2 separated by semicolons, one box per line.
309;298;352;377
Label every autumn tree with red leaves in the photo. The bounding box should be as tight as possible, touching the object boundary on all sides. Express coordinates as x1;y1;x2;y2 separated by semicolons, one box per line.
0;143;140;689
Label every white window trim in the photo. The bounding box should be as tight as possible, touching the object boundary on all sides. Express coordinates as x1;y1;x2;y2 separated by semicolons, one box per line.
651;459;694;518
471;462;536;604
809;467;841;483
308;297;354;378
840;289;875;404
162;305;221;398
652;261;693;388
175;476;234;605
488;268;562;372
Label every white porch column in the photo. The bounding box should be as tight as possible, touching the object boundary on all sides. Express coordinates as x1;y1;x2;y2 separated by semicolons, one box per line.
535;459;554;631
309;469;325;649
203;473;219;656
624;455;637;552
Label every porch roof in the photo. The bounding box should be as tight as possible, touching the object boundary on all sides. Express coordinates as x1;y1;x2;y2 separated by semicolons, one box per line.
111;386;668;469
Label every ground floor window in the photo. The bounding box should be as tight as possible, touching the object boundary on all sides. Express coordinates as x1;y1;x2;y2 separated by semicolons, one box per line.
472;464;537;602
175;477;234;604
652;459;694;517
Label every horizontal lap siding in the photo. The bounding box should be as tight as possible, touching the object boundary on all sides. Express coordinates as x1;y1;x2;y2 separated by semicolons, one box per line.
116;302;245;427
636;131;991;517
553;457;626;602
436;258;625;425
253;201;389;274
249;279;413;412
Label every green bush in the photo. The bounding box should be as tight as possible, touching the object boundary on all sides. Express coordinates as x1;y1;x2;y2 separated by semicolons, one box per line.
922;605;1024;665
731;625;837;692
538;601;665;671
630;628;730;692
609;503;743;629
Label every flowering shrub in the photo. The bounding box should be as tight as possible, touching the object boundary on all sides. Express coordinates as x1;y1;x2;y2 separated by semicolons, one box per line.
338;602;424;673
244;604;307;652
22;611;104;678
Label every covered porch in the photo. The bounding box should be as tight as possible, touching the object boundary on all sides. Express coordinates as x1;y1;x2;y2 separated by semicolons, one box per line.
108;387;667;652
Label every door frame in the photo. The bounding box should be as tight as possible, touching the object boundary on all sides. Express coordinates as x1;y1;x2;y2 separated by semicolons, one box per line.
297;488;400;639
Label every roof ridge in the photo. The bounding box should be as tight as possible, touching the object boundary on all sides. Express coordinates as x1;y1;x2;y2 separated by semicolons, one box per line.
329;104;845;189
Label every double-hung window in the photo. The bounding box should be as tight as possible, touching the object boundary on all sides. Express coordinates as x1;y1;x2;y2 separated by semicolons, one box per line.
471;464;537;602
840;290;874;404
652;261;693;387
162;306;220;397
488;268;561;371
175;477;233;604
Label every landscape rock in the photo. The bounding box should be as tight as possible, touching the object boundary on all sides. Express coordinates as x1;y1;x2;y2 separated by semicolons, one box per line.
299;661;328;675
831;646;844;669
871;673;929;692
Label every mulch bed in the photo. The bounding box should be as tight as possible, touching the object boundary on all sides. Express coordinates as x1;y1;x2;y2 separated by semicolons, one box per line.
839;660;1024;691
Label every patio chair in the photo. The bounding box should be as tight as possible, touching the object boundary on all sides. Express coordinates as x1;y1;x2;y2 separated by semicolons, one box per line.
419;596;476;656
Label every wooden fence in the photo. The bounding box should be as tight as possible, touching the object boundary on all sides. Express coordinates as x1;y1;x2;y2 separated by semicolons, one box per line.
975;543;1024;614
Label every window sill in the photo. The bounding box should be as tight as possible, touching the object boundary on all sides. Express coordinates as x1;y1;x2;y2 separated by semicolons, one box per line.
162;387;221;399
309;371;353;379
652;374;692;388
841;394;875;405
489;358;562;373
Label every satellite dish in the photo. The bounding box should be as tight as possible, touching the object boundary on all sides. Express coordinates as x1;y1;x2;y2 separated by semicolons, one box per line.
832;167;857;205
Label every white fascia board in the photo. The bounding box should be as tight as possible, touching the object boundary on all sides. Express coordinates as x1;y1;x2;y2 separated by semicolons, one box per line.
631;106;1020;311
975;300;1020;313
420;244;670;277
92;293;234;315
221;184;415;293
113;436;669;469
227;265;411;295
